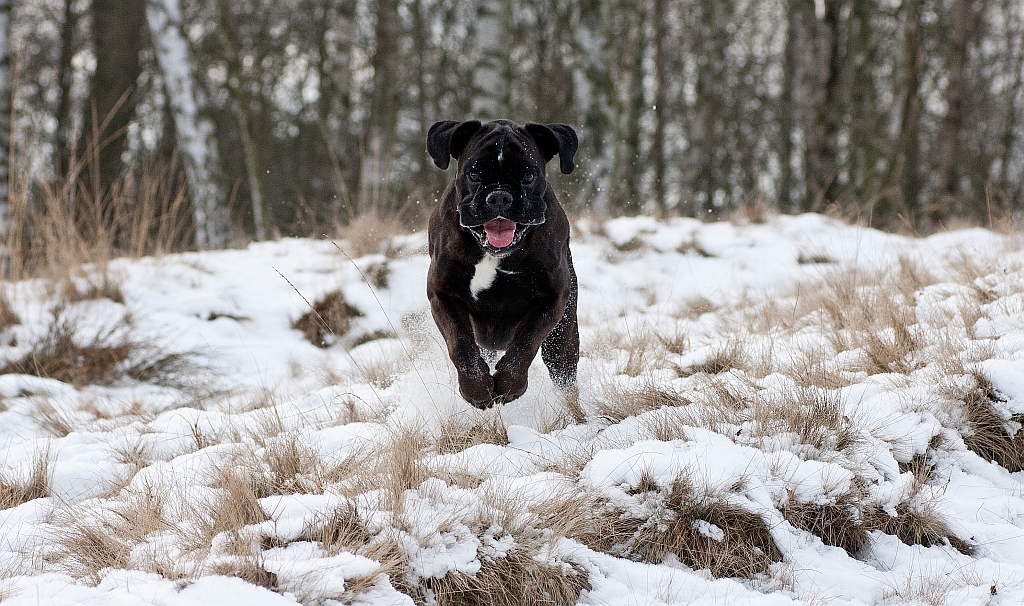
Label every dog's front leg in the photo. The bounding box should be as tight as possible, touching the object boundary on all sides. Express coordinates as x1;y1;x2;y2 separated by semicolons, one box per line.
492;296;567;403
428;291;495;408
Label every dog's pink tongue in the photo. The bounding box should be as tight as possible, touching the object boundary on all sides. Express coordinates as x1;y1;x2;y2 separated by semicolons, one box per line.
483;219;516;248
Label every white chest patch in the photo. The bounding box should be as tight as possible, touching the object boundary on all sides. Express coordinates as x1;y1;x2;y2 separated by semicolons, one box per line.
470;254;500;298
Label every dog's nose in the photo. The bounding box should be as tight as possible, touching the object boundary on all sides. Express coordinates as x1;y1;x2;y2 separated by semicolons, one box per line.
486;190;513;213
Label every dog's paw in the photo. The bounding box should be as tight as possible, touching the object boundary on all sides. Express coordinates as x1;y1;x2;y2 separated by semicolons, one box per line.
459;375;496;409
492;370;528;404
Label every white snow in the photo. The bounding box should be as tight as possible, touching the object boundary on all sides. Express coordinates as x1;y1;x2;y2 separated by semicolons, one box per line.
1;213;1023;604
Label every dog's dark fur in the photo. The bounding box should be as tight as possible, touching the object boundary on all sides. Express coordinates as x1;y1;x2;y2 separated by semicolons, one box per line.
426;119;579;408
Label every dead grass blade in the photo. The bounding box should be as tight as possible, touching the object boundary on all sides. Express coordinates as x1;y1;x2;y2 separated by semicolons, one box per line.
0;449;51;510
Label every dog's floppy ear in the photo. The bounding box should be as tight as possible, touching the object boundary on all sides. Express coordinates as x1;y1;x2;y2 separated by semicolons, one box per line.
427;120;482;170
525;123;578;175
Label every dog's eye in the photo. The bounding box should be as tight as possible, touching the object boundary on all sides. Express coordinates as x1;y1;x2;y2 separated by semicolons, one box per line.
467;172;481;183
522;173;535;185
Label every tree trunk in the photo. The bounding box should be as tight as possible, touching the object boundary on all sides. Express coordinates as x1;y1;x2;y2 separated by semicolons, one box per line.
651;0;667;218
934;0;973;224
215;0;267;240
889;0;923;226
802;0;845;212
54;0;76;176
148;0;231;249
80;0;146;200
777;0;801;213
996;1;1023;197
571;0;614;212
358;0;401;214
471;0;507;121
0;0;9;275
610;0;645;215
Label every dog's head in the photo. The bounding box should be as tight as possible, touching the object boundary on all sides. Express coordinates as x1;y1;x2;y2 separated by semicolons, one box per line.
427;119;577;256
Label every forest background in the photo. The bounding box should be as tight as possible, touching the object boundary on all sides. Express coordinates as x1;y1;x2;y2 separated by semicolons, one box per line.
0;0;1021;276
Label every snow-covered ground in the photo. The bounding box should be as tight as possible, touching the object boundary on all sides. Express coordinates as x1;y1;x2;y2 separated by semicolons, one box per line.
1;213;1023;605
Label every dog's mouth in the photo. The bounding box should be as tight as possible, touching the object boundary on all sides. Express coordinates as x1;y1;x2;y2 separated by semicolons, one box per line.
465;218;536;253
483;219;516;248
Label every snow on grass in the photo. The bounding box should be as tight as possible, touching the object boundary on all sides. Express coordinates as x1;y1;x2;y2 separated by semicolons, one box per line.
1;213;1023;604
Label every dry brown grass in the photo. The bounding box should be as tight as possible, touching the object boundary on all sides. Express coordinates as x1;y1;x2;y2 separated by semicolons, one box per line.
749;387;859;453
52;518;133;582
782;494;868;554
300;505;412;600
0;450;51;510
585;324;668;377
59;271;126;304
656;323;689;355
306;502;371;555
595;379;690;423
338;213;407;258
859;446;974;555
203;468;271;537
797;251;836;265
292;290;363;347
423;547;590;606
50;487;170;582
675;295;718;319
171;467;279;587
0;290;20;331
4;153;193;282
300;467;593;604
437;415;509;454
676;234;715;258
578;478;781;578
960;373;1024;472
863;499;973;555
675;342;745;377
351;355;405;389
255;433;329;496
0;310;192;387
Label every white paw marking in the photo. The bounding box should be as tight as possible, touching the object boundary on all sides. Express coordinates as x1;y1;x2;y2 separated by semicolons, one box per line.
470;254;500;298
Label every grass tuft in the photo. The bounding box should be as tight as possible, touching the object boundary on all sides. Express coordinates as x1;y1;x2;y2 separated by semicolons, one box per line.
52;520;132;582
423;547;591;606
863;501;974;555
437;415;509;454
961;373;1024;472
0;450;51;510
596;380;690;423
579;479;781;579
60;272;126;304
292;290;363;347
0;310;192;387
676;342;744;377
782;496;868;554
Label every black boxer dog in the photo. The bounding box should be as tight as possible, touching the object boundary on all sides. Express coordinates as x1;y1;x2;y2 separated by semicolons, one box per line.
426;119;579;409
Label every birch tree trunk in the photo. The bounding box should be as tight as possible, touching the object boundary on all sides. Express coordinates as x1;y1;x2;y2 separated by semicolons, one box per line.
472;0;507;120
147;0;231;249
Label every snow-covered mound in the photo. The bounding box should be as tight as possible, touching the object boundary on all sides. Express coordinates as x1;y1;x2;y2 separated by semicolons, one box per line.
1;213;1023;605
